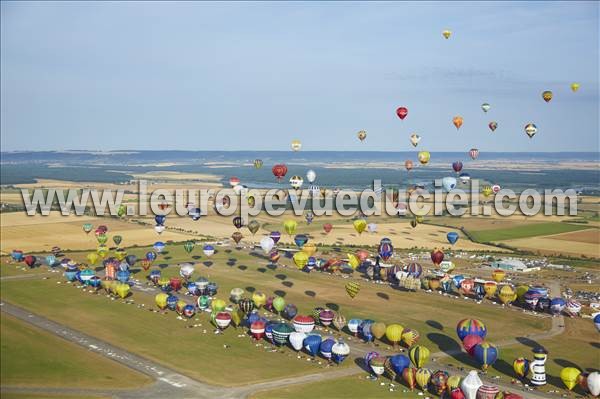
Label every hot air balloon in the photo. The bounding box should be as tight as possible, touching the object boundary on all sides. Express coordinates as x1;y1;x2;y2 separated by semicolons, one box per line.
323;223;333;234
294;234;308;248
289;175;303;190
332;340;350;364
442;177;457;192
484;282;497;298
571;83;580;92
254;159;263;169
332;313;346;331
396;107;408;120
345;281;360;299
453;116;463;129
306;169;317;183
247;220;260;235
587;371;600;396
250;320;266;340
347;319;362;337
231;232;243;245
481;103;490;112
487;269;505;283
273;296;286;314
442;29;452;39
456;319;487;342
452;161;463;173
560;367;581;391
378;239;393;261
410;133;421;147
476;385;499;399
594;313;600;332
469;148;479;160
272;164;288;181
513;357;530;379
259;237;275;254
409;345;430;368
304;334;322;357
488;121;497;132
401;328;420;348
179;263;194;280
389;354;410;375
292;315;315;333
293;251;309;269
431;370;449;395
430;249;444;265
405;160;414;172
289;331;307;351
416;368;432;391
418;151;431;165
403;367;418;390
353;219;367;234
461;370;482;399
565;299;582;317
202;245;215;257
370;322;386;341
183;240;195;254
83;223;93;234
524;123;537;138
542;90;553;103
232;216;244;229
473;341;498;370
291;139;302;152
498;285;516;305
283;220;297;236
269;231;281;244
463;334;483;356
214;312;232;330
319;309;335;327
367;223;377;233
24;255;36;268
357;130;367;142
550;297;566;315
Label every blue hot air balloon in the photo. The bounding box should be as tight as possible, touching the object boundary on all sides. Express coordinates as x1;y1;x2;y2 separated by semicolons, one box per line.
594;313;600;332
149;269;161;284
473;342;498;370
146;251;158;262
447;232;459;245
166;295;178;310
452;274;465;288
360;319;375;342
64;265;79;282
45;255;57;267
246;312;260;328
155;215;166;226
320;338;335;360
189;207;201;221
550;297;566;315
474;284;485;300
11;250;24;262
116;270;130;283
294;234;309;248
153;242;165;253
389;354;411;374
304;334;322;357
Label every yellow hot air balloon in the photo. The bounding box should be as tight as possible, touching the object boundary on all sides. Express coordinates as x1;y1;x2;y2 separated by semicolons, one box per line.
571;83;580;92
401;328;420;347
302;242;317;257
357;130;367;142
353;219;367;234
102;279;115;293
371;322;387;340
418;151;431;165
86;252;99;265
481;185;493;197
416;368;432;391
491;269;506;283
211;298;226;312
283;220;297;236
345;281;360;298
347;253;360;270
231;308;243;327
157;277;170;288
252;291;266;308
409;345;430;368
560;367;581;391
516;285;529;301
447;375;461;392
453;116;463;129
542;90;553;102
385;324;404;347
429;278;441;290
442;30;452;39
176;300;187;314
155;293;168;309
498;285;516;305
484;282;498;298
96;246;109;258
115;249;127;261
293;251;309;269
291;139;302;151
115;283;130;299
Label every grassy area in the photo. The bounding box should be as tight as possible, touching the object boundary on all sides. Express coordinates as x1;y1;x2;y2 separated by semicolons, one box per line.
251;375;424;399
0;314;152;389
468;222;591;242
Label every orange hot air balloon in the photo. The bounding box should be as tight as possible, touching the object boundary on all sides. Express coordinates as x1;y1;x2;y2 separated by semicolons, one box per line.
405;160;414;172
491;269;506;283
453;116;463;130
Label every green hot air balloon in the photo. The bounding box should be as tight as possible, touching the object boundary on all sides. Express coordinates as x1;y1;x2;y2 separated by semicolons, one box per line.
83;223;93;234
184;241;195;254
247;220;260;235
273;296;286;314
117;204;127;217
112;235;122;246
97;234;108;245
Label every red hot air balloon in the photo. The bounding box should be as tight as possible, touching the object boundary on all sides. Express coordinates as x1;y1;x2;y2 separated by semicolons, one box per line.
452;161;463;173
272;164;288;181
24;255;37;267
323;223;333;234
396;107;408;120
430;249;444;265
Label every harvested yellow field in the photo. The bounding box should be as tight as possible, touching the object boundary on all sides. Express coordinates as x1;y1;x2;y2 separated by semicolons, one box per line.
503;235;600;258
547;229;600;244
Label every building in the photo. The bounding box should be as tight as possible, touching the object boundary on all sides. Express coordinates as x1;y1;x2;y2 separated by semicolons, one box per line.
491;258;540;273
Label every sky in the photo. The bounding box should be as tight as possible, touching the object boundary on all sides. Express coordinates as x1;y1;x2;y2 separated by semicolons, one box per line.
1;1;598;152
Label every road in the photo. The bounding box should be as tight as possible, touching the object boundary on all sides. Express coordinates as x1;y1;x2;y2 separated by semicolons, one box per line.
0;274;565;399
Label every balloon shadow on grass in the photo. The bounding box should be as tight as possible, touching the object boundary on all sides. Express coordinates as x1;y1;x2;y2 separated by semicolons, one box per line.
266;264;277;271
192;255;202;260
274;290;287;298
515;337;540;348
275;274;287;281
245;286;256;293
158;263;169;269
282;281;294;288
304;290;316;298
257;268;267;273
353;357;371;373
376;292;389;300
325;303;339;311
238;265;248;271
426;320;444;331
203;261;213;268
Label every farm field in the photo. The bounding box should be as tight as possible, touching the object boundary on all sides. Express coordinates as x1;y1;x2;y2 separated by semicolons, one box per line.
0;314;152;389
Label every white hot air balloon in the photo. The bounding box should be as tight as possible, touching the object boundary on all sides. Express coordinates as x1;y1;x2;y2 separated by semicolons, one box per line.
260;237;275;254
461;370;483;399
179;263;195;279
306;169;317;183
587;371;600;396
410;134;421;147
442;177;457;191
154;225;165;234
203;245;215;257
367;223;377;233
289;331;307;351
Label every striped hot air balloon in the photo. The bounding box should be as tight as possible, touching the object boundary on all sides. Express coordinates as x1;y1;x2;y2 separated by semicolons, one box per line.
250;320;266;340
332;340;350;364
473;341;498;371
238;298;255;315
319;309;335;327
332;313;346;331
409;345;430;368
292;315;315;333
416;368;432;391
403;367;418;390
272;323;294;346
214;312;232;330
476;384;499;399
456;319;487;342
345;281;360;298
401;328;420;347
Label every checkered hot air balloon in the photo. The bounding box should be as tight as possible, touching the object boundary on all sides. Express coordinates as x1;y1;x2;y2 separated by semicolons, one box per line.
345;281;360;299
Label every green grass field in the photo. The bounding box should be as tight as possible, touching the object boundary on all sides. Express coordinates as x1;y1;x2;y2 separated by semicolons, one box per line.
0;314;152;389
468;222;591;242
